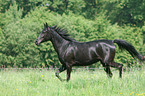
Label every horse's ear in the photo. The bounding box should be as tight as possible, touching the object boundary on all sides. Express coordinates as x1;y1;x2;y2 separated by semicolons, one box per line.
44;23;46;27
45;23;51;30
46;23;48;27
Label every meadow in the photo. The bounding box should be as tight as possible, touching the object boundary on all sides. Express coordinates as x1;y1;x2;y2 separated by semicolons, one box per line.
0;68;145;96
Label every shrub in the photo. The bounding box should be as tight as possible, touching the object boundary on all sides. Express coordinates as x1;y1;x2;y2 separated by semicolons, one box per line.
0;2;144;68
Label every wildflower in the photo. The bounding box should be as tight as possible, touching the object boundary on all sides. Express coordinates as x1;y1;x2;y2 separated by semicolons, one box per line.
130;92;134;95
138;93;144;96
30;81;32;83
16;89;18;91
120;93;122;94
42;75;44;77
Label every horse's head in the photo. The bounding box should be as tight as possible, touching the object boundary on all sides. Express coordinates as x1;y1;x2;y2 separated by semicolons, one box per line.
35;23;52;45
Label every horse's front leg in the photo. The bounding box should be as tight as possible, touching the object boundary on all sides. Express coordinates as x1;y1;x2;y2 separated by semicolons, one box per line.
55;65;66;81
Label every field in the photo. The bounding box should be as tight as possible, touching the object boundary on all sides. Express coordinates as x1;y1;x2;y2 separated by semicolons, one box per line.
0;68;145;96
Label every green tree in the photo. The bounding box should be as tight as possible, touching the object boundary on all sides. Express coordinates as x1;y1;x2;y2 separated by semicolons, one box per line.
0;0;144;68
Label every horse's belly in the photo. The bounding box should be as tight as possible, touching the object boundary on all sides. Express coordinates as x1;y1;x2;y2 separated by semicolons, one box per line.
74;58;99;66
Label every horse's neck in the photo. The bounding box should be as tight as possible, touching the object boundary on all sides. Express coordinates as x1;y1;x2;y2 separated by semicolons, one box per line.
51;32;69;54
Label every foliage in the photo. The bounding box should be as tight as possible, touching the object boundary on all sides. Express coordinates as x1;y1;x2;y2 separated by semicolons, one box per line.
0;0;145;68
104;0;145;26
1;1;23;28
0;0;10;13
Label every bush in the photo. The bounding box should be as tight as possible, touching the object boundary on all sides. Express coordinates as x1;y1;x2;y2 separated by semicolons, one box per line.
0;1;144;68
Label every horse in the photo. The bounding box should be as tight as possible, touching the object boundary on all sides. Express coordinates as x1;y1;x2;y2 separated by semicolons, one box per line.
35;23;144;81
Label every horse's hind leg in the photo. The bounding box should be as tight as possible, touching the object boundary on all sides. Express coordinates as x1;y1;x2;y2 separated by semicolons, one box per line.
103;66;113;78
55;65;66;81
66;65;72;82
101;62;113;78
110;62;123;78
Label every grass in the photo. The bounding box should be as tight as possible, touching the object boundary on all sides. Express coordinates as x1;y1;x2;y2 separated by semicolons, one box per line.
0;68;145;96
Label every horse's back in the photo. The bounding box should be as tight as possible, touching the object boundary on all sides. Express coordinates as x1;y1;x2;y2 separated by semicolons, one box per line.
68;39;116;66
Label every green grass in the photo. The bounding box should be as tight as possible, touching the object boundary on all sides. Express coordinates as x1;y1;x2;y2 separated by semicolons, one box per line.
0;69;145;96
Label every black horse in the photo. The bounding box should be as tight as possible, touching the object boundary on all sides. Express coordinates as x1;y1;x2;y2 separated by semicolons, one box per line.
35;23;144;81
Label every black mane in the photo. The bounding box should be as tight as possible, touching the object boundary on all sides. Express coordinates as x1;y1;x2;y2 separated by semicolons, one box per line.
51;25;76;42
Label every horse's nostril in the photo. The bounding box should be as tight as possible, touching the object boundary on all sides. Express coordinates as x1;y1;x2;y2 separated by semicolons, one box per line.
35;40;38;45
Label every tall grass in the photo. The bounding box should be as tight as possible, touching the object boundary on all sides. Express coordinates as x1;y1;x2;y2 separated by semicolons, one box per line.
0;69;145;96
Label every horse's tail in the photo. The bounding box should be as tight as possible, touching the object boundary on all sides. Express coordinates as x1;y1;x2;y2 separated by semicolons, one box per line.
113;39;145;61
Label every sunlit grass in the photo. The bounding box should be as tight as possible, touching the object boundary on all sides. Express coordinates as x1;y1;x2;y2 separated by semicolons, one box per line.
0;69;145;96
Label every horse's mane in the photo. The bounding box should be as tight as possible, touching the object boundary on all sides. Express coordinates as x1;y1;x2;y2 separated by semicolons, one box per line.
51;25;76;42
